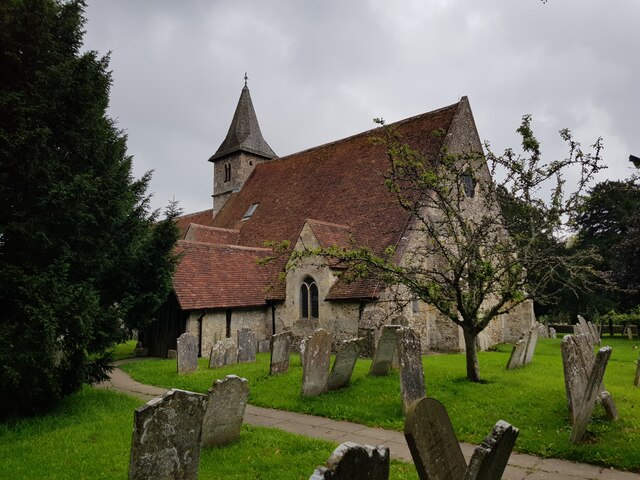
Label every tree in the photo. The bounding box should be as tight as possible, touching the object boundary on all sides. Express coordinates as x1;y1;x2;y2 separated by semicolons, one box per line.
0;0;179;417
289;115;605;382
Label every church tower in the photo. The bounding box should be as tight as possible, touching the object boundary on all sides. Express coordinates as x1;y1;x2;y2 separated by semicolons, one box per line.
209;75;276;213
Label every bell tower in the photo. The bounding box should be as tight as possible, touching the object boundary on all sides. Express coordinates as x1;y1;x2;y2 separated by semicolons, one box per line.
209;74;276;213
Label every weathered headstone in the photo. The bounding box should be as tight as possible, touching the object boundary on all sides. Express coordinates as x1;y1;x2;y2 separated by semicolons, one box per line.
549;327;557;339
635;356;640;387
569;346;612;444
506;339;527;370
328;338;362;391
628;326;634;340
576;315;600;346
309;442;390;480
397;327;426;414
357;327;376;359
299;335;310;376
237;327;257;363
177;333;198;373
208;338;238;369
270;331;293;375
465;421;520;480
405;397;519;480
167;349;177;359
369;325;401;376
523;326;539;365
201;375;249;448
537;321;549;339
301;329;332;397
129;389;206;480
405;397;468;479
258;339;271;353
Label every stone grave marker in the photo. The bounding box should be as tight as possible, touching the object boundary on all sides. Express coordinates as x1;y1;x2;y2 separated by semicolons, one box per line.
576;315;600;346
327;338;362;391
561;334;617;443
523;325;539;365
201;375;249;448
258;339;271;353
549;327;557;339
129;388;206;480
506;339;527;370
167;349;177;359
270;331;293;375
465;420;520;480
397;327;426;414
635;355;640;387
309;442;390;480
369;325;401;376
357;326;376;358
208;338;238;368
405;397;519;480
237;327;257;363
299;335;310;376
301;329;332;397
628;326;634;340
177;333;198;373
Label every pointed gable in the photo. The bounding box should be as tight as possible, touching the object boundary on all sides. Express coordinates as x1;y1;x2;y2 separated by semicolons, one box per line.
209;81;276;162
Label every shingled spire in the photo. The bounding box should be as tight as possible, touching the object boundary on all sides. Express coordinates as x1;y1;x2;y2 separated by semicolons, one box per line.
209;75;276;162
210;75;276;213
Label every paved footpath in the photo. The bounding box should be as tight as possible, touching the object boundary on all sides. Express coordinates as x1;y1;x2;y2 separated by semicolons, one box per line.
97;365;639;480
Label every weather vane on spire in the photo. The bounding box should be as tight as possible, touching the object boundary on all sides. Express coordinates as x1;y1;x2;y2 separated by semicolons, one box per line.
244;72;248;87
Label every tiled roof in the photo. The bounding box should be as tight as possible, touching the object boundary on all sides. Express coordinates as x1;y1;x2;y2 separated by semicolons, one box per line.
174;209;215;237
211;102;460;300
172;240;274;310
184;224;239;245
306;219;353;249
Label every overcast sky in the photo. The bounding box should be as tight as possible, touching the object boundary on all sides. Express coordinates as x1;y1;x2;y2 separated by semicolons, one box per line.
82;1;639;215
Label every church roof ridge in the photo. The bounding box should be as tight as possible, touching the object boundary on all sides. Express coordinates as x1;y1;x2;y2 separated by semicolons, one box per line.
209;76;276;162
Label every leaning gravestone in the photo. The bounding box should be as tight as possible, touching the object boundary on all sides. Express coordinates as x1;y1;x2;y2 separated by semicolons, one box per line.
357;327;376;358
177;333;198;373
201;375;249;448
369;325;402;376
309;442;390;480
270;331;293;375
129;389;207;480
397;327;426;414
237;327;257;363
576;315;600;346
301;329;332;397
523;326;539;365
405;397;519;480
506;339;527;370
208;338;238;368
328;338;362;391
561;334;616;443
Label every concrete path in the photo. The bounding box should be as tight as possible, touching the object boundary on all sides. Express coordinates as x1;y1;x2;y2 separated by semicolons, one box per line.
97;365;640;480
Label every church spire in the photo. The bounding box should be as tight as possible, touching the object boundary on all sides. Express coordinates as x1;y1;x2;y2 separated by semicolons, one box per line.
209;75;276;162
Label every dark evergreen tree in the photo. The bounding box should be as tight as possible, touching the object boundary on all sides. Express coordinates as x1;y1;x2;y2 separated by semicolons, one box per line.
0;0;179;417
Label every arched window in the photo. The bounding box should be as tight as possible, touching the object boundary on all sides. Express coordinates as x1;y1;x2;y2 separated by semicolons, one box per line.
300;276;319;319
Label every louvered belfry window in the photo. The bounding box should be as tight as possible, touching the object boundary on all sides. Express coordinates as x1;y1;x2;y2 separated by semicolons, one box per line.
300;276;319;319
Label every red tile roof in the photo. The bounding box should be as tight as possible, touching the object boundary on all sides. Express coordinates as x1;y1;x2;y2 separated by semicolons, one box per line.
306;219;353;249
184;224;239;245
174;209;215;237
172;240;274;310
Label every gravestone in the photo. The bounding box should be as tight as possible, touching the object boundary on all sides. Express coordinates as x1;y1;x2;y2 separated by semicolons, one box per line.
258;339;271;353
369;325;401;376
201;375;249;448
549;327;557;339
405;397;468;479
396;327;426;414
405;397;519;480
536;321;549;339
506;339;527;370
357;327;376;358
328;338;362;391
576;315;600;346
177;333;198;373
635;355;640;387
309;442;390;480
270;331;293;375
237;327;257;363
208;338;238;368
561;334;616;443
628;327;634;340
299;335;310;376
301;329;332;397
129;389;206;480
523;326;539;365
167;349;177;359
465;421;520;480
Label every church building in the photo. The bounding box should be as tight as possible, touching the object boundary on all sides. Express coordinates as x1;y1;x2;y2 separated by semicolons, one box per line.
142;79;535;357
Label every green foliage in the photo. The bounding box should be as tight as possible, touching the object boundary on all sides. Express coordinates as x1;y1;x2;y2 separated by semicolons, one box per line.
123;339;640;471
0;0;180;417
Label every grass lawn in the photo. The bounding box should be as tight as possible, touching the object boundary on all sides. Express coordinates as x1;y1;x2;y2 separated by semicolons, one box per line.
0;387;418;480
121;337;640;472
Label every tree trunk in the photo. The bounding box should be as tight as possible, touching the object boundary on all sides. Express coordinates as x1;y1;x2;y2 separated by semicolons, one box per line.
462;329;481;382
